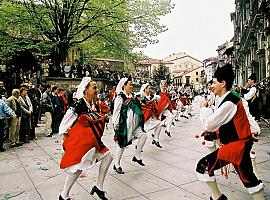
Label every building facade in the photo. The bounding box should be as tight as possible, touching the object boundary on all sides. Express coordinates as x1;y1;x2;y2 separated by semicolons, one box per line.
137;58;173;83
173;66;204;88
163;52;203;84
232;0;270;86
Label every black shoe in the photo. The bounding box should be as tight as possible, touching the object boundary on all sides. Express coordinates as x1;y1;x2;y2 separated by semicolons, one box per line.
16;142;23;147
152;140;162;148
59;195;71;200
10;143;17;148
151;134;154;138
25;140;30;143
210;194;227;200
172;122;175;126
132;156;145;166
46;134;53;137
113;165;125;174
165;130;171;137
90;186;108;200
0;147;6;152
175;119;179;121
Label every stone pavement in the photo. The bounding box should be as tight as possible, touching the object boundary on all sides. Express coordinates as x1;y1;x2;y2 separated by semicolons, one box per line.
0;96;269;200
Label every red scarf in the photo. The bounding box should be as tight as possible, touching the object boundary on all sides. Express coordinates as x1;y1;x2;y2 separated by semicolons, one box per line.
156;92;173;115
141;100;159;122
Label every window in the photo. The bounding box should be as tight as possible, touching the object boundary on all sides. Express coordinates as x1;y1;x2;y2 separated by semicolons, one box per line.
196;78;199;82
185;76;190;84
196;72;198;75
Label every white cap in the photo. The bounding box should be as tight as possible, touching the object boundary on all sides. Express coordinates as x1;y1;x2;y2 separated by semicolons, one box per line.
75;77;92;99
160;80;166;90
139;83;150;96
116;77;128;95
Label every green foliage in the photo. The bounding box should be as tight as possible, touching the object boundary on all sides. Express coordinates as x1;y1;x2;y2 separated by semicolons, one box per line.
153;63;171;87
0;0;174;64
0;0;53;60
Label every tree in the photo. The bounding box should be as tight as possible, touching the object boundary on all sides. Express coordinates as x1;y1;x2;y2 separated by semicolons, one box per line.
0;0;174;65
0;1;53;61
152;62;171;87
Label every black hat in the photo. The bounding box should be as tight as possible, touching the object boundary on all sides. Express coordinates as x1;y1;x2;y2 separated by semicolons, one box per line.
213;63;234;90
248;73;256;82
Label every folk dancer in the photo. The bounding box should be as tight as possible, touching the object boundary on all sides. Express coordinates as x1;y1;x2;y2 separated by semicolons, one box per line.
156;80;175;137
58;77;113;200
140;83;163;148
112;77;147;174
196;64;264;200
202;81;261;178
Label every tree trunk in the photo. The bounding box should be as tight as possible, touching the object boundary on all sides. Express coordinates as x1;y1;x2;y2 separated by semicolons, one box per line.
51;42;69;67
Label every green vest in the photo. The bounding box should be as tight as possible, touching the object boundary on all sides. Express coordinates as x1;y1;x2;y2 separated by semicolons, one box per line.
115;92;144;148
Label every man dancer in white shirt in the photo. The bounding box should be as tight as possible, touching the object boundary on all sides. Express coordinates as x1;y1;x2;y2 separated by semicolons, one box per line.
196;64;264;200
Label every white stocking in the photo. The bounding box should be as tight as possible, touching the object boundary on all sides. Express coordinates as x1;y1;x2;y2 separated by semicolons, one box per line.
61;170;82;199
96;153;113;191
251;158;259;179
206;180;222;200
207;145;217;153
134;134;147;159
153;125;162;141
114;147;124;168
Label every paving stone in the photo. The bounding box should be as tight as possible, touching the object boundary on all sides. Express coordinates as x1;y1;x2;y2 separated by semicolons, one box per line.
0;95;269;200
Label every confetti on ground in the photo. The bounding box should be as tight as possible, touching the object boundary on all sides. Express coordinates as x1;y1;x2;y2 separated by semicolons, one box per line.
0;186;25;200
39;166;49;171
26;147;33;152
55;140;59;143
79;172;87;178
44;173;62;180
0;191;25;200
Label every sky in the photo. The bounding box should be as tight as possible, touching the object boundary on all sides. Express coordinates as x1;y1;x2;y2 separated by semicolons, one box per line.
137;0;235;61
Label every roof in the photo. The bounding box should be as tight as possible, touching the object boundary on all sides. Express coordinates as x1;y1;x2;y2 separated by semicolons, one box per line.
174;66;203;78
139;58;173;65
164;53;202;64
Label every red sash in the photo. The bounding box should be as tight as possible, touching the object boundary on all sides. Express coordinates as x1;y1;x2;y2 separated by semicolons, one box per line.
60;114;108;169
156;92;173;115
142;101;159;122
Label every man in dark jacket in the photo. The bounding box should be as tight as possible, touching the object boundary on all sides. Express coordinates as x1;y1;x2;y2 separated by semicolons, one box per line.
41;85;53;137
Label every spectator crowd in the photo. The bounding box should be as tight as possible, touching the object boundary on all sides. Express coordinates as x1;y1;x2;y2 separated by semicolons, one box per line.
0;79;113;152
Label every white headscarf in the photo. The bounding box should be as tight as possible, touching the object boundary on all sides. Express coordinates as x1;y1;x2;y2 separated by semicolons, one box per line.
75;77;92;99
116;77;128;95
139;83;150;96
160;80;166;89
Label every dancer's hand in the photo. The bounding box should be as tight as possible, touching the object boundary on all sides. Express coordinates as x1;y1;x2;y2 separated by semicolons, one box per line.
114;124;119;131
200;99;208;108
251;132;261;142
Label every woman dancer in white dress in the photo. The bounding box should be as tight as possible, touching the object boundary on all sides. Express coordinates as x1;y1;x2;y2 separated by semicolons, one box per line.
140;83;163;148
58;77;113;200
112;77;147;174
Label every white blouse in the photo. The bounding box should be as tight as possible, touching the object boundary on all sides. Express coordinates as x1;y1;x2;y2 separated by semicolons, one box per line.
200;91;260;134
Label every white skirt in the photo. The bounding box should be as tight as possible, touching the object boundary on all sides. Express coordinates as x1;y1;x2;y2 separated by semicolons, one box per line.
66;147;110;173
